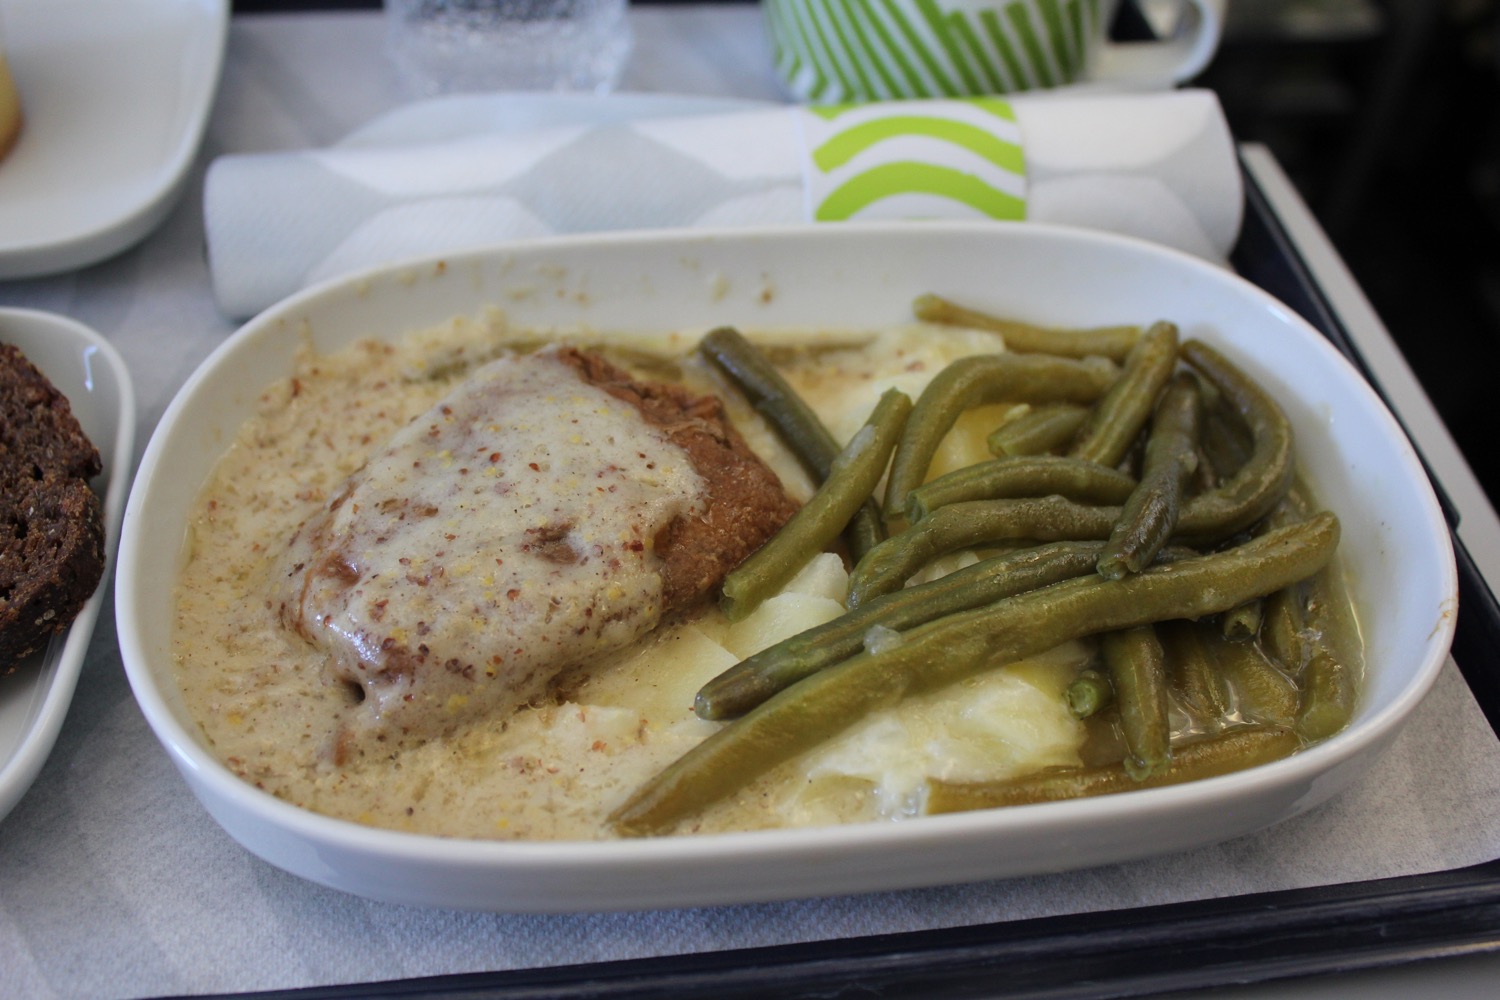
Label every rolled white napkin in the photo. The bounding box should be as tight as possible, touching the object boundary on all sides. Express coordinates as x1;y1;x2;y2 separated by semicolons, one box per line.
205;90;1242;319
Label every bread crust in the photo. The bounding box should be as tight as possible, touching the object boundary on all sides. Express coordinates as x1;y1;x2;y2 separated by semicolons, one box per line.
0;475;104;665
1;343;105;669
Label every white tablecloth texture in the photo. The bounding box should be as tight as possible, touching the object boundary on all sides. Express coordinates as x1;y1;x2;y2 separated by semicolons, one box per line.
203;88;1242;318
2;9;1499;1000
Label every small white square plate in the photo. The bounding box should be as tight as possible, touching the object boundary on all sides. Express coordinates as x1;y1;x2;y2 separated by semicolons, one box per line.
0;0;227;278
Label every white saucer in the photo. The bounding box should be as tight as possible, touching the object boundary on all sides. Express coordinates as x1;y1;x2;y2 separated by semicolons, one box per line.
0;0;227;279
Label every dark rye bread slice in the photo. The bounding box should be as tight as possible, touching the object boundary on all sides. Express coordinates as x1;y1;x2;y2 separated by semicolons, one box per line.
1;342;106;668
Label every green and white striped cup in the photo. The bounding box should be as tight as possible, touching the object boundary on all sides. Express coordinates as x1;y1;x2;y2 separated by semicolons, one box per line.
765;0;1225;103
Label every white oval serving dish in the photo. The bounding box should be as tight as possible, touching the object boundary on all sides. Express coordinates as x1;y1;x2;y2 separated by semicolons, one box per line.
115;222;1457;912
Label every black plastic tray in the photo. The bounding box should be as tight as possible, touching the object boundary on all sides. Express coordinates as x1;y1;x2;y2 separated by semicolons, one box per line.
215;162;1500;1000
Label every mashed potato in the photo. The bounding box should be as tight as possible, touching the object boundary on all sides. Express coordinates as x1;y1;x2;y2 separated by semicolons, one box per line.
172;313;1087;839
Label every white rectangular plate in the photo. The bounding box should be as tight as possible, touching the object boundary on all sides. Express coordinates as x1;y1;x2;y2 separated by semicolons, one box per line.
0;0;227;277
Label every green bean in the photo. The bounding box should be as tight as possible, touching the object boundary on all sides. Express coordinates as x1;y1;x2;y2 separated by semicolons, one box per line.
1065;669;1114;719
1261;588;1306;673
987;403;1090;457
1102;626;1171;780
882;353;1119;524
855;452;1307;605
720;388;912;622
697;541;1105;720
1255;488;1317;672
1097;372;1201;579
1174;340;1295;542
1296;564;1363;740
923;727;1301;813
1160;619;1228;727
912;294;1141;362
1019;343;1298;549
1190;446;1218;495
1069;321;1180;468
1209;633;1299;728
1298;649;1357;741
609;514;1339;836
699;327;831;472
1221;600;1263;640
906;455;1137;522
1201;405;1253;485
848;496;1120;607
1262;483;1357;737
698;326;886;561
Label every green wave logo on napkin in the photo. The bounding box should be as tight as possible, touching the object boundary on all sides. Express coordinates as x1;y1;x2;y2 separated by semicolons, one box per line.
768;0;1105;103
798;99;1026;222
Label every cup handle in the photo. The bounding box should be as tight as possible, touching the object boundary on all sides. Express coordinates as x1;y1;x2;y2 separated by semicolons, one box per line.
1086;0;1226;88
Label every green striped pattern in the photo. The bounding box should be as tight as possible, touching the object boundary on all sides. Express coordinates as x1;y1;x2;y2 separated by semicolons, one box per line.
767;0;1105;103
798;99;1026;222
